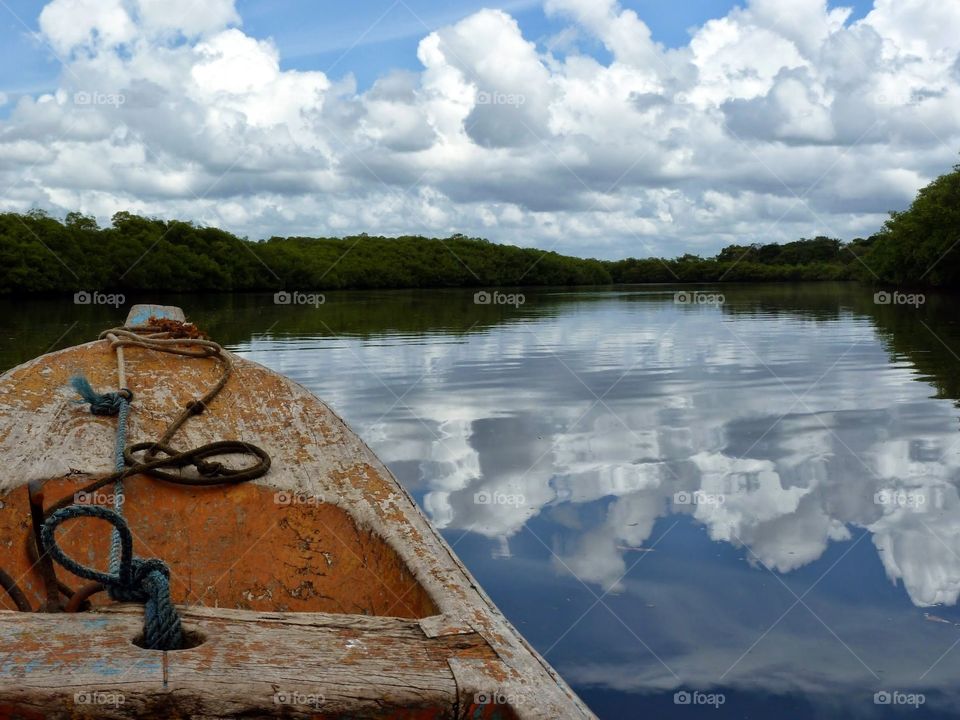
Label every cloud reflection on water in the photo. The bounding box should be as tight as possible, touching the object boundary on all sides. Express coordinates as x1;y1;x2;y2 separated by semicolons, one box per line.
236;286;960;713
311;301;960;610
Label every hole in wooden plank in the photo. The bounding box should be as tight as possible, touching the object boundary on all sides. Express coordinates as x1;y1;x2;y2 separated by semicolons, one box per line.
131;628;206;650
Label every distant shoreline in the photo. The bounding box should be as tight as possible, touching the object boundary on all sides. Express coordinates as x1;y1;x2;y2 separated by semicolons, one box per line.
3;279;873;301
4;157;959;295
0;210;876;295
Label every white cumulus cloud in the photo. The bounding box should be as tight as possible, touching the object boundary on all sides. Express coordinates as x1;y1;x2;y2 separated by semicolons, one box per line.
2;0;959;258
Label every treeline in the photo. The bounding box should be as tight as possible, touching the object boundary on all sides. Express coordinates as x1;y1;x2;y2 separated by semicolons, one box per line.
1;162;958;293
0;213;868;293
865;163;960;287
0;212;610;293
606;235;874;284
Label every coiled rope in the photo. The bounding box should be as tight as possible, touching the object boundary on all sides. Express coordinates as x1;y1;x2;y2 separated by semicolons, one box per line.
42;504;183;651
0;318;272;651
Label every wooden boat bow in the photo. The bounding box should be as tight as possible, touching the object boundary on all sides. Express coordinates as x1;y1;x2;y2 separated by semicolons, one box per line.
0;306;594;719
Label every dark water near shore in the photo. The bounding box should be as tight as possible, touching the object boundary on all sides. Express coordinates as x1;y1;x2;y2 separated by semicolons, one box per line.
4;283;960;719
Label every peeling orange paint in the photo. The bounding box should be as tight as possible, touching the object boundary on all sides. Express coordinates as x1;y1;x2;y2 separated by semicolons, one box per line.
0;332;594;719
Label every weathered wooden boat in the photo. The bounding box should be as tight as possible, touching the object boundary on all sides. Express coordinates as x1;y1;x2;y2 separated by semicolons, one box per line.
0;306;594;719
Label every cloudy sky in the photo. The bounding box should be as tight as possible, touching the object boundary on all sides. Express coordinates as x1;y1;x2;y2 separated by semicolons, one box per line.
0;0;958;259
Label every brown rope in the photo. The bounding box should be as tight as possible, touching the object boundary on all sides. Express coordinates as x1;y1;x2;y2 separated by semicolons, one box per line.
8;319;270;612
97;325;235;449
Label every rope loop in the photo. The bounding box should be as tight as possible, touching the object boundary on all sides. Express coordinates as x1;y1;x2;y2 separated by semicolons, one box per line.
41;505;183;650
124;440;271;485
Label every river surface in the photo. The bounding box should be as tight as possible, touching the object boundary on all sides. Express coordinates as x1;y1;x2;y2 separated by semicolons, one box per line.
3;283;960;718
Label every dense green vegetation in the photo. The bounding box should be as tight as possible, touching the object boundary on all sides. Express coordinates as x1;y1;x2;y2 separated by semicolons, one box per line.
605;235;874;284
0;211;609;293
1;163;957;294
0;211;869;293
866;163;960;287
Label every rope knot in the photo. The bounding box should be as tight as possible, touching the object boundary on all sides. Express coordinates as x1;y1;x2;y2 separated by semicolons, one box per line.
41;505;183;650
185;399;206;415
70;375;134;416
108;558;170;603
195;460;224;476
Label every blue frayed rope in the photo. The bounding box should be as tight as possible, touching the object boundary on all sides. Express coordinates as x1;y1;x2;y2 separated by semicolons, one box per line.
70;374;132;417
41;505;183;650
71;374;133;573
62;374;182;650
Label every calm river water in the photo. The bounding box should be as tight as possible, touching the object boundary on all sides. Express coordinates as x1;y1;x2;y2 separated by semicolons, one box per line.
3;283;960;718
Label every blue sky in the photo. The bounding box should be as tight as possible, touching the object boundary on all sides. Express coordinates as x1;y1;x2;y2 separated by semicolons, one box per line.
0;0;877;97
